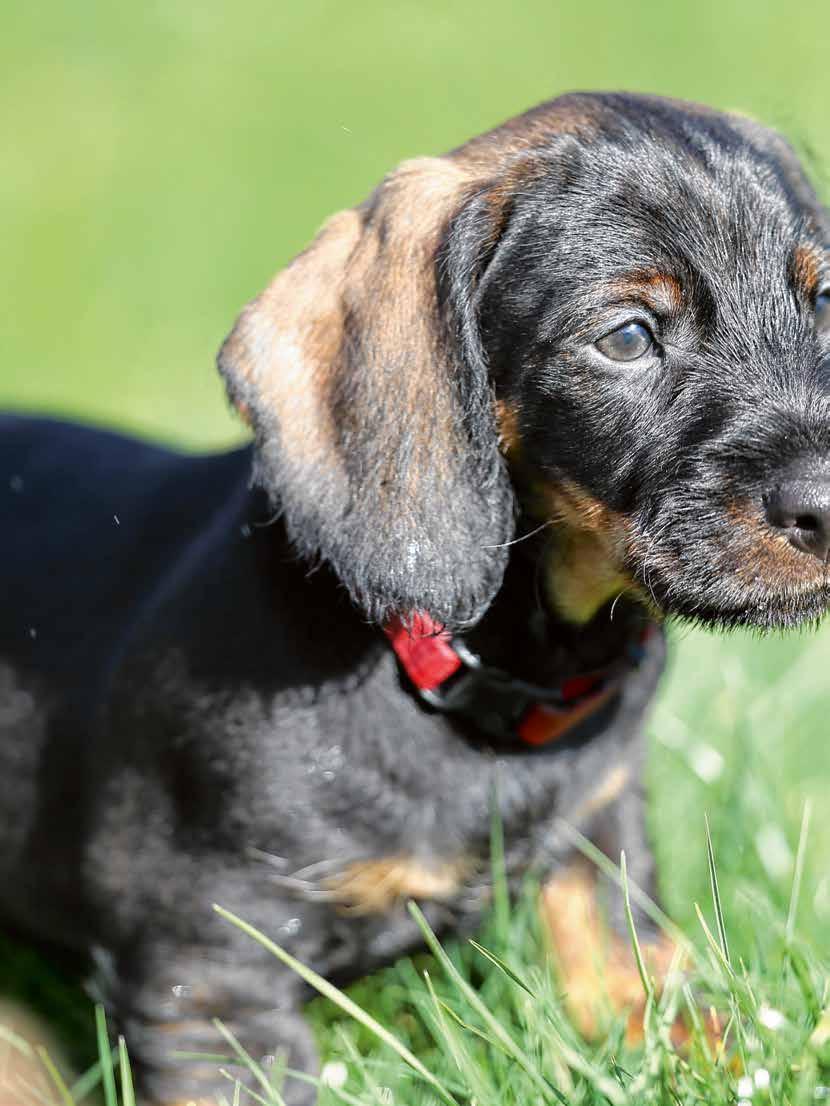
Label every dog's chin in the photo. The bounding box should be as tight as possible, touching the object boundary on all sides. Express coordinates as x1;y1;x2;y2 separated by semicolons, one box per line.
634;568;830;632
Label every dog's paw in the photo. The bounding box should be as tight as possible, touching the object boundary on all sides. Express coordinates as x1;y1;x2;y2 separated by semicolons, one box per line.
542;860;680;1043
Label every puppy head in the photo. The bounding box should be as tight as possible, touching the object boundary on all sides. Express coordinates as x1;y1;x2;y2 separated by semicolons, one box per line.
220;93;830;631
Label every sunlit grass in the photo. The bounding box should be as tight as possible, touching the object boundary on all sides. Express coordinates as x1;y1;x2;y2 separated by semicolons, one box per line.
6;792;829;1105
207;806;830;1106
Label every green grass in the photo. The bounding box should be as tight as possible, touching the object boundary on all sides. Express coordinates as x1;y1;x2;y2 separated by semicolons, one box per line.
2;0;830;447
3;0;830;1101
235;839;830;1106
5;801;830;1105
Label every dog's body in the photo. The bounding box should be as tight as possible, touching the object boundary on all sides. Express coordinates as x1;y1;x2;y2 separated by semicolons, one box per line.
3;92;830;1103
0;416;663;1101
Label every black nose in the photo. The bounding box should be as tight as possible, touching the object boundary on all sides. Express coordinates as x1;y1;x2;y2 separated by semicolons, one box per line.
763;479;830;561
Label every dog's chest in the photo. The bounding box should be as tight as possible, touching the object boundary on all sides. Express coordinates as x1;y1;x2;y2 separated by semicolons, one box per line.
232;649;645;888
254;691;641;981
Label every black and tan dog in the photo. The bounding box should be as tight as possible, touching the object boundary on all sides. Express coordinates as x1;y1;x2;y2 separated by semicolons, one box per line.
2;92;830;1104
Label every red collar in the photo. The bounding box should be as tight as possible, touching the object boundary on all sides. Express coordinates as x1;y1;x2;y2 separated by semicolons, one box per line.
384;612;651;748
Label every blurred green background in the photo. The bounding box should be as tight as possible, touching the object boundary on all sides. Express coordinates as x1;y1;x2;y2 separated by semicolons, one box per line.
2;0;830;1031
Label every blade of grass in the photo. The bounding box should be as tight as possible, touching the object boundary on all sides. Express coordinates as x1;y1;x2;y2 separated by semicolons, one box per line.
69;1053;120;1104
435;997;507;1054
265;1048;289;1106
35;1045;74;1106
334;1022;387;1106
212;1017;275;1099
704;815;730;967
682;983;714;1068
555;820;692;955
214;904;457;1106
218;1068;274;1106
468;939;537;998
95;1004;118;1106
408;902;574;1106
118;1036;135;1106
0;1024;34;1057
788;943;822;1021
284;1067;370;1106
620;851;654;1004
422;970;497;1104
786;799;812;947
738;957;759;1013
694;904;734;980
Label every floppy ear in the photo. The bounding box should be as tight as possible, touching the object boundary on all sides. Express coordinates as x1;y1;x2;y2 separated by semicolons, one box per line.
218;157;516;627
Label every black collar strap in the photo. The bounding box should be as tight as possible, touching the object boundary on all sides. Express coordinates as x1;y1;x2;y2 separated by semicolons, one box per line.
384;613;655;747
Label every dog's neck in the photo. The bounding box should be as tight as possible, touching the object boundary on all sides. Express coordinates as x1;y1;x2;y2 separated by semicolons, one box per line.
247;480;649;691
379;531;654;750
461;530;651;688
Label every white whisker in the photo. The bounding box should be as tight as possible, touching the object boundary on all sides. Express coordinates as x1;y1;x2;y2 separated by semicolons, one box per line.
484;516;555;550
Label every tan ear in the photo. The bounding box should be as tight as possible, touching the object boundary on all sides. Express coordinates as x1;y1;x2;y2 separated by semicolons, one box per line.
218;157;516;626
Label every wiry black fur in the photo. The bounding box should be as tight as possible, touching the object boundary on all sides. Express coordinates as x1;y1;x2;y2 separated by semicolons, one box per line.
476;93;830;629
1;93;829;1105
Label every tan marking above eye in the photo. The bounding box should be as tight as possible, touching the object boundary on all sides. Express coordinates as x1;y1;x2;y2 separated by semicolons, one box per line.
606;269;683;315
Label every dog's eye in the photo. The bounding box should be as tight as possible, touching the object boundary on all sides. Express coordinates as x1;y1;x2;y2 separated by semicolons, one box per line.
595;321;654;362
816;289;830;332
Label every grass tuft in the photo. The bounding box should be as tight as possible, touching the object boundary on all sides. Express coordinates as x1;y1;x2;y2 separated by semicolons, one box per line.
202;827;830;1106
2;819;830;1105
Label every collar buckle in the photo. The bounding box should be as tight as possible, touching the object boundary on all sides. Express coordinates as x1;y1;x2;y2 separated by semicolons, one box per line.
420;638;592;742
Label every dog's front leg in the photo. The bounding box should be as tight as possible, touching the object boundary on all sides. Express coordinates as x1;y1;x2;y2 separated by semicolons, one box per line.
541;744;676;1040
105;935;319;1106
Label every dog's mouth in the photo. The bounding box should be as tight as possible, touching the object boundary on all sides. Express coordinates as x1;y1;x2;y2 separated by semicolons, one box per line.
624;498;830;631
525;471;830;630
535;479;830;631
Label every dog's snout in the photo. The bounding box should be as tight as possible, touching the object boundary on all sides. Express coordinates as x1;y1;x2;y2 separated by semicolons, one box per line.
763;478;830;561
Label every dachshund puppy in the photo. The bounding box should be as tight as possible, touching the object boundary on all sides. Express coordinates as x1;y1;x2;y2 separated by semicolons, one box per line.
2;92;830;1105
